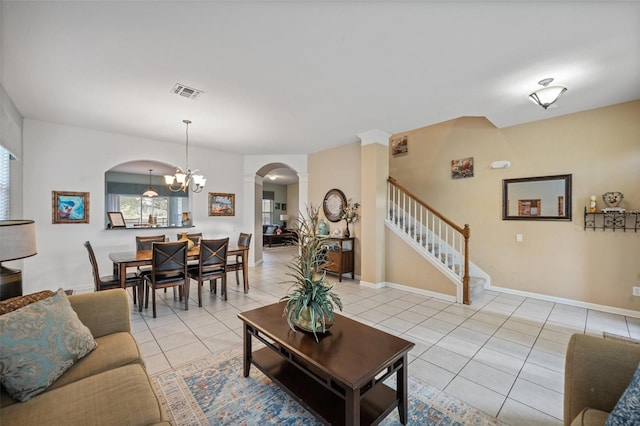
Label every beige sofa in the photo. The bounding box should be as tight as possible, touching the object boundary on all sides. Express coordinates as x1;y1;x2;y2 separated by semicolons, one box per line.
564;333;640;426
0;289;170;426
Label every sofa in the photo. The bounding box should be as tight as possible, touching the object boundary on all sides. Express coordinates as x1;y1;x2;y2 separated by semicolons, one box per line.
0;289;169;426
263;224;297;247
564;333;640;426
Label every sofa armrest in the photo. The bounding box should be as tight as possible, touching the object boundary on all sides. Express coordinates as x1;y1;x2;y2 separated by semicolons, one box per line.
68;289;131;338
564;333;640;426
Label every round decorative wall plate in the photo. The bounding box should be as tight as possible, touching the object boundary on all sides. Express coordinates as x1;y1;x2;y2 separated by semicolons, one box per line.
323;188;346;222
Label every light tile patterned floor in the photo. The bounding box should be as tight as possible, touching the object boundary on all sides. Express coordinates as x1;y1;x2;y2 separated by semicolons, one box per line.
128;246;639;425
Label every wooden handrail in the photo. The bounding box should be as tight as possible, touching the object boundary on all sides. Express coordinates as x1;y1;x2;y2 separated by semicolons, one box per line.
388;176;471;304
388;177;469;237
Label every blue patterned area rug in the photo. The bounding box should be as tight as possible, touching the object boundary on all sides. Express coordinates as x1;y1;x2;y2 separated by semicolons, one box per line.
152;347;508;426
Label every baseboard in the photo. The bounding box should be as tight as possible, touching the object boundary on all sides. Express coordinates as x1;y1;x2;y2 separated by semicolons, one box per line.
490;285;640;319
359;279;456;303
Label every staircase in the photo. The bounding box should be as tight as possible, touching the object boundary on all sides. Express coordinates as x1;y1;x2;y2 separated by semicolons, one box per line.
386;177;489;304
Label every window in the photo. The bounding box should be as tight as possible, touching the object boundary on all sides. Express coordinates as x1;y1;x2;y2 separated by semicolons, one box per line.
0;146;10;220
107;194;183;227
262;199;273;225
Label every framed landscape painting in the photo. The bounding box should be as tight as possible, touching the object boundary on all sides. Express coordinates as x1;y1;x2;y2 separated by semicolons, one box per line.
209;193;235;216
52;191;90;224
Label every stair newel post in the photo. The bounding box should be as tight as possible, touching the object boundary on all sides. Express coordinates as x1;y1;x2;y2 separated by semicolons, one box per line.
462;224;471;305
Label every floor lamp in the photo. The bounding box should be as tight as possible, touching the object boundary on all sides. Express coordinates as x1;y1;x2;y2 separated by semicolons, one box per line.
0;220;37;300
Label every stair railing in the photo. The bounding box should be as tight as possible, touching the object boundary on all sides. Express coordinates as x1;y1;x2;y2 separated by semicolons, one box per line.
387;177;471;304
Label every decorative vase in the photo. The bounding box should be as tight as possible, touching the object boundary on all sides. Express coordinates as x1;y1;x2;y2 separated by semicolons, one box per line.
344;220;350;238
318;219;328;236
291;306;334;334
602;192;624;209
178;232;195;250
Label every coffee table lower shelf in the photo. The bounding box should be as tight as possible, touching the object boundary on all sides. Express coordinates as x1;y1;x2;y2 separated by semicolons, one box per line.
251;347;398;425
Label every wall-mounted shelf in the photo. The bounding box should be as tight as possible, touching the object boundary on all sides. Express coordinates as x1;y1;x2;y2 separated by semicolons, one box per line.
584;207;640;232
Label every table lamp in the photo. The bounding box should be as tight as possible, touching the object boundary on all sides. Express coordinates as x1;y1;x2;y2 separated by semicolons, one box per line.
0;220;37;300
280;214;289;229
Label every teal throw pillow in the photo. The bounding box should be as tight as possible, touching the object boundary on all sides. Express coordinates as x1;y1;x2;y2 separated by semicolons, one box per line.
0;288;97;402
606;362;640;426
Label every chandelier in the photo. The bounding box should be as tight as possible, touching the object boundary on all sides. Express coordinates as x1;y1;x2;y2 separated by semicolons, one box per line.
164;119;206;193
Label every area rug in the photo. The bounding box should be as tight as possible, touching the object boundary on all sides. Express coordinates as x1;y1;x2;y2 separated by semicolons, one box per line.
152;347;508;426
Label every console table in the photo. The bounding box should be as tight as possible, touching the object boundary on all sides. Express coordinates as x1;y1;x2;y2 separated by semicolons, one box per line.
238;303;414;425
322;236;354;282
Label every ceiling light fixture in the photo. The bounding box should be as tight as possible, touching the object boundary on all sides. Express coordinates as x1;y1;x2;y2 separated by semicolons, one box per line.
142;169;158;197
165;120;206;193
268;175;277;181
529;78;567;109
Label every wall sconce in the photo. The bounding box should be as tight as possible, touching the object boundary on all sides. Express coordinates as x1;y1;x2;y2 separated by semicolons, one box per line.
529;78;567;109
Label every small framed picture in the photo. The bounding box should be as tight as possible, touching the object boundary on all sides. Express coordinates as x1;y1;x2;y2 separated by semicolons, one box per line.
391;135;408;156
281;203;287;212
451;157;474;179
52;191;90;224
275;202;281;210
209;193;235;216
107;212;126;228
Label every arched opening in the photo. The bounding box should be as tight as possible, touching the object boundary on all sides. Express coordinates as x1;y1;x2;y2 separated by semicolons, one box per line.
104;160;192;229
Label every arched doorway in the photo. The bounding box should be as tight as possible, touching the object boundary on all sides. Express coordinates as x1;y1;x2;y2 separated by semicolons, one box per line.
242;156;308;267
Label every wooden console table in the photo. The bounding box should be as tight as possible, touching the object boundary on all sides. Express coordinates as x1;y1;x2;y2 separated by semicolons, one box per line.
322;236;354;282
238;303;414;425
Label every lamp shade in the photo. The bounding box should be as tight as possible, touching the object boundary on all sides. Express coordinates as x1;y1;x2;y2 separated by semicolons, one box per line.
0;220;38;262
280;214;289;221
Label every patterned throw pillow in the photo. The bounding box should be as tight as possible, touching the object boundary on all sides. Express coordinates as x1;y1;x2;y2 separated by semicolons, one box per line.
606;362;640;426
0;288;97;402
0;290;54;315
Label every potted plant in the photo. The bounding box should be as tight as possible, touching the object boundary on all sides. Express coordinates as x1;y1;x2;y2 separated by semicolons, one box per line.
281;204;343;341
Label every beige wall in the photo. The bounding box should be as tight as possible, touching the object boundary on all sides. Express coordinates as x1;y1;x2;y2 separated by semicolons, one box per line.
286;183;300;226
308;141;362;277
389;101;640;311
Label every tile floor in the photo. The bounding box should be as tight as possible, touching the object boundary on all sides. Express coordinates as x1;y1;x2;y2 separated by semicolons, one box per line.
128;246;640;426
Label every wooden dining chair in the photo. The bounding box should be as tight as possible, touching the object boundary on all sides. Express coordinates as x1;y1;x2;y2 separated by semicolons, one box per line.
141;240;189;318
84;241;142;304
188;238;229;306
136;235;166;250
227;233;252;293
135;235;166;282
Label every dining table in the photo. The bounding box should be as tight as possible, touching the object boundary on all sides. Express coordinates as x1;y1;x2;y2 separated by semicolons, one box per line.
108;244;250;295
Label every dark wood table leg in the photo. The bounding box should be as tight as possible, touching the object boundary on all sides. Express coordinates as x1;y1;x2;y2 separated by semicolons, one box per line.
242;249;249;293
119;263;127;288
398;354;409;424
345;388;360;426
242;323;252;377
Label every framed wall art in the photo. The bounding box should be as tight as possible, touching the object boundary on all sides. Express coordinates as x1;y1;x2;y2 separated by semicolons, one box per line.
451;157;474;179
107;211;126;228
52;191;90;224
209;193;235;216
391;135;408;156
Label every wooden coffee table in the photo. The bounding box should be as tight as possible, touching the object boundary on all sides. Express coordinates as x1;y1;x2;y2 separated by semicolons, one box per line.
238;303;415;425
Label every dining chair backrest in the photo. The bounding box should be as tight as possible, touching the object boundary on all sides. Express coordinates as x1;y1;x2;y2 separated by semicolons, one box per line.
136;235;166;251
237;232;252;248
176;232;202;247
198;238;229;274
83;241;102;291
151;241;188;281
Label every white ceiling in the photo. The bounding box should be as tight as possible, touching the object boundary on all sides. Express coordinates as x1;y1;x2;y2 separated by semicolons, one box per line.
2;1;639;156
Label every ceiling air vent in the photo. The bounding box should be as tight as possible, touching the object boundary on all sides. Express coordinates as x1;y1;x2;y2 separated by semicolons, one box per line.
171;83;203;100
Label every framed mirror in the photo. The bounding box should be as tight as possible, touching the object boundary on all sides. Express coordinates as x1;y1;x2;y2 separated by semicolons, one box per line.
502;174;572;221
